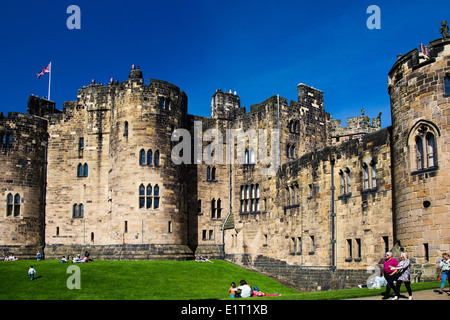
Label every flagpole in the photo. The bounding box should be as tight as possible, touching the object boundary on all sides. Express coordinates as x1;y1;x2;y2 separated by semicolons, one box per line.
48;62;52;100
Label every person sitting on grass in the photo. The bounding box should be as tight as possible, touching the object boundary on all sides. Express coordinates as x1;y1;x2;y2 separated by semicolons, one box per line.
251;286;281;297
232;280;252;298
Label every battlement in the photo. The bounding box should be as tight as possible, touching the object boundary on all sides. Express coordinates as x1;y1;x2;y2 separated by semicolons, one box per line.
388;38;450;93
329;108;382;145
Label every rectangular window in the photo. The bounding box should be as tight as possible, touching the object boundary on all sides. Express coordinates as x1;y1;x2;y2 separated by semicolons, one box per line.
310;236;315;253
371;164;377;188
347;239;352;259
383;236;389;254
297;237;302;254
356;238;361;259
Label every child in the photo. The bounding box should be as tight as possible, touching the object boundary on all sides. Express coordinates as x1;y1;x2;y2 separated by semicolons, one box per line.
28;266;36;280
229;282;241;298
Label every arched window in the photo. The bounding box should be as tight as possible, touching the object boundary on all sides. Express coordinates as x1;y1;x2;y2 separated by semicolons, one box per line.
290;145;295;159
139;184;145;208
346;168;351;193
124;122;129;137
371;162;377;188
250;149;255;164
426;133;435;167
211;198;216;219
244;149;249;164
146;184;152;209
77;163;83;177
339;170;345;194
154;150;160;166
409;122;439;171
79;204;84;218
73;204;79;218
140;149;146;165
83;163;88;177
197;199;202;214
206;166;211;181
211;167;216;180
6;193;13;216
415;136;424;170
153;184;160;209
147;150;153;165
13;194;20;217
217;199;222;219
363;163;369;190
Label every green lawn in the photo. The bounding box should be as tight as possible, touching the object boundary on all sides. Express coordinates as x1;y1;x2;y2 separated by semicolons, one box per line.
0;260;440;300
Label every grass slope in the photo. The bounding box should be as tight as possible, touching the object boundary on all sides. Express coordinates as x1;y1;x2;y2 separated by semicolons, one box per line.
0;260;440;300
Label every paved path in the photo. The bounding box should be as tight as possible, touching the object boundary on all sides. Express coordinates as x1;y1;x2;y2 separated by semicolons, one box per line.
348;289;450;300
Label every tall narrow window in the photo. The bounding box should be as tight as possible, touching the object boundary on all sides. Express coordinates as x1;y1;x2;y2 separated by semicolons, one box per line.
198;199;202;214
244;149;249;164
426;133;435;167
256;184;260;211
146;184;152;209
83;163;88;177
73;204;78;218
339;170;345;194
154;150;160;166
416;136;424;170
347;239;352;259
250;149;255;164
211;198;216;219
310;236;315;253
140;149;146;165
139;184;145;209
211;167;216;180
445;75;450;95
147;150;153;165
154;184;160;209
240;186;245;212
6;193;13;216
371;163;376;188
77;164;83;177
124;122;129;137
286;187;290;206
13;194;20;217
79;204;84;218
206;167;211;181
245;186;250;212
217;199;222;219
346;169;351;193
251;185;255;212
356;238;362;259
363;163;369;190
79;137;84;151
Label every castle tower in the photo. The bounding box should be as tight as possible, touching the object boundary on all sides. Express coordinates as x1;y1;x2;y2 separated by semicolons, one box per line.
0;111;48;257
44;66;192;259
211;89;241;120
388;37;450;268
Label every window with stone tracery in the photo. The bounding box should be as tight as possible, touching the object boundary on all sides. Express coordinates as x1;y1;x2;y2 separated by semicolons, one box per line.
409;122;438;172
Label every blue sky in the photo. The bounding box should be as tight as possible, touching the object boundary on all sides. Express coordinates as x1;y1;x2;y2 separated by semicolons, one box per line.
0;1;448;127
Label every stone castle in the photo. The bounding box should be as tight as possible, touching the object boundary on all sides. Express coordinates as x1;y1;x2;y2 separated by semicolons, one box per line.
1;36;449;291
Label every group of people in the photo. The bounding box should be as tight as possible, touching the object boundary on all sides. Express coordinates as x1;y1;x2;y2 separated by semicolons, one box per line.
381;251;450;300
1;254;18;261
194;256;213;263
70;252;92;263
228;280;281;298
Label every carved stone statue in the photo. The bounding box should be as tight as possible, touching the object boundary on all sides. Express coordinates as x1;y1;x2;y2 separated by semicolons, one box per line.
441;21;450;40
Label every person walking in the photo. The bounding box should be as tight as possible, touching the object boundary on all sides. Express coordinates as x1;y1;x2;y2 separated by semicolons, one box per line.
28;266;36;280
437;252;450;295
390;252;413;300
382;252;398;299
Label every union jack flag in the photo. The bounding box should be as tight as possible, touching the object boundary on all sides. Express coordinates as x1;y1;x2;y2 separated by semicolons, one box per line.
37;62;51;79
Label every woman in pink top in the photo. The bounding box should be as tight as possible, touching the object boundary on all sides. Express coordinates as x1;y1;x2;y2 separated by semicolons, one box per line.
382;252;398;299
